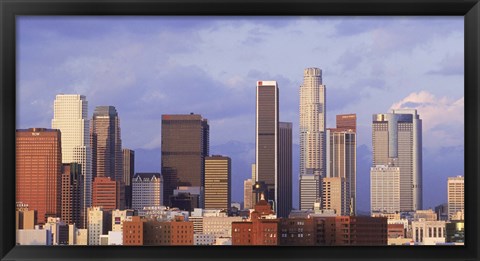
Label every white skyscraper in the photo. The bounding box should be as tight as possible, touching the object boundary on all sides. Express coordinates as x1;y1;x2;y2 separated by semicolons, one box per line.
299;68;326;210
370;165;401;214
52;94;92;228
372;109;422;212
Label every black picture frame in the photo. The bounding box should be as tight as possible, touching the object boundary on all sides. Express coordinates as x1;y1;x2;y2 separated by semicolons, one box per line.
1;0;479;260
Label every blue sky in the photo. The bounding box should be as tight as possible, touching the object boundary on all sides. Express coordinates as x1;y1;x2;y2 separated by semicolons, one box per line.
17;16;464;211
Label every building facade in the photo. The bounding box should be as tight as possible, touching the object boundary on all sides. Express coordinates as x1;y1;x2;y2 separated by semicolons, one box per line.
132;173;163;212
299;173;321;210
161;114;209;206
255;80;279;209
299;68;326;210
322;177;348;216
204;156;231;210
122;148;135;209
61;163;83;227
447;176;464;220
92;176;122;211
278;122;292;218
371;110;422;212
243;178;254;209
52;94;92;228
370;165;401;214
16;128;62;225
87;207;104;245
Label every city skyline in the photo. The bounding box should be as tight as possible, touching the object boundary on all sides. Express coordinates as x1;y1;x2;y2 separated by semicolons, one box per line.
17;16;464;211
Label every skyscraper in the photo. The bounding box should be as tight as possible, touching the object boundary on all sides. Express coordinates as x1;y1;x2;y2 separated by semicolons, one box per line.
161;114;209;206
132;173;163;212
204;156;231;210
92;177;122;211
90;106;123;182
278;122;292;218
299;68;326;210
299;173;321;210
447;176;464;220
52;94;92;227
322;177;348;215
122;148;135;209
16;128;62;224
243;179;254;209
326;114;356;215
371;109;422;212
255;80;279;210
61;163;83;227
370;165;401;214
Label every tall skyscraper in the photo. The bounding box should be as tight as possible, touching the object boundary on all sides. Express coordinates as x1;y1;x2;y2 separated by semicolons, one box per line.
371;109;422;211
16;128;62;224
244;179;254;209
204;156;231;210
122;148;135;209
255;80;279;210
132;173;163;212
299;68;326;210
90;106;123;182
52;94;92;227
326;114;356;215
278;122;292;218
370;165;401;214
447;176;464;220
161;114;209;207
61;163;83;227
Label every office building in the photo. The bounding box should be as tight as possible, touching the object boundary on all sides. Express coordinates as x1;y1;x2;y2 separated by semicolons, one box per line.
326;114;356;215
299;68;326;210
16;128;62;225
15;203;36;230
299;173;321;210
92;177;122;211
122;148;135;209
61;163;83;227
132;173;163;212
87;207;104;245
52;94;92;227
447;176;464;220
111;209;135;232
278;122;292;218
412;219;446;245
169;186;201;212
255;80;279;208
322;177;349;216
371;110;422;211
204;156;231;210
243;178;254;209
161;114;209;206
370;165;401;214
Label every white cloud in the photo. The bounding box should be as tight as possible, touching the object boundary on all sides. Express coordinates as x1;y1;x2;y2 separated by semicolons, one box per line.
390;91;464;148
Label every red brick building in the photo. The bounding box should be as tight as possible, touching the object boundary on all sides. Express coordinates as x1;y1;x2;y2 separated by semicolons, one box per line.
279;217;316;246
92;177;122;211
232;200;279;245
123;216;146;245
333;216;387;245
388;223;405;238
16;128;62;225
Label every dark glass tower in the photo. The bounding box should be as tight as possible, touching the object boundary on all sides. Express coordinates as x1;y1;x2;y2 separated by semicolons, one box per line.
278;122;292;218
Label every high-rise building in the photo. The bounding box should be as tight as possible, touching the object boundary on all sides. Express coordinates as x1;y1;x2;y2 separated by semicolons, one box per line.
322;177;349;216
255;80;279;209
299;172;321;210
326;114;356;215
61;163;83;227
161;114;209;206
370;165;401;214
278;122;292;218
299;68;326;210
243;179;254;209
90;106;123;181
447;176;464;220
132;173;163;212
87;207;103;245
204;156;231;210
122;148;135;209
372;109;422;211
92;177;123;211
52;94;92;227
16;128;62;225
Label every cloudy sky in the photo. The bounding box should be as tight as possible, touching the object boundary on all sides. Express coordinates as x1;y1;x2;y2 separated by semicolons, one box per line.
17;16;464;211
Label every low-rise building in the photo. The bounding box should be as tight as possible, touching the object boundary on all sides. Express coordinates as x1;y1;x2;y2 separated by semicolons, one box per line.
16;226;53;245
412;219;446;245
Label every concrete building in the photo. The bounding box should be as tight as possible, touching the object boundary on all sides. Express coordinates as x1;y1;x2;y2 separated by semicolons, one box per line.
371;110;423;212
52;94;92;228
203;216;242;238
447;176;464;220
44;217;69;245
194;234;216;245
16;226;53;245
299;68;326;210
413;209;437;221
15;204;36;230
92;177;122;211
111;209;135;232
87;207;104;245
16;128;62;225
322;177;349;216
122;148;135;209
412;219;446;245
170;186;202;212
204;156;231;210
161;114;209;207
61;163;83;227
132;173;163;212
108;231;123;245
243;179;254;209
299;172;321;210
370;165;401;214
326;114;356;215
278;122;292;218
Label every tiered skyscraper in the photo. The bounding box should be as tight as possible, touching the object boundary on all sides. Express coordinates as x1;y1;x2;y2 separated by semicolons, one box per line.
299;68;326;210
325;114;357;215
52;94;92;228
370;109;422;213
161;114;209;207
255;81;279;211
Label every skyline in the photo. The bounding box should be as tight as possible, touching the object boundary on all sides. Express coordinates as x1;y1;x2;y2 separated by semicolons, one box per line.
17;16;464;211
